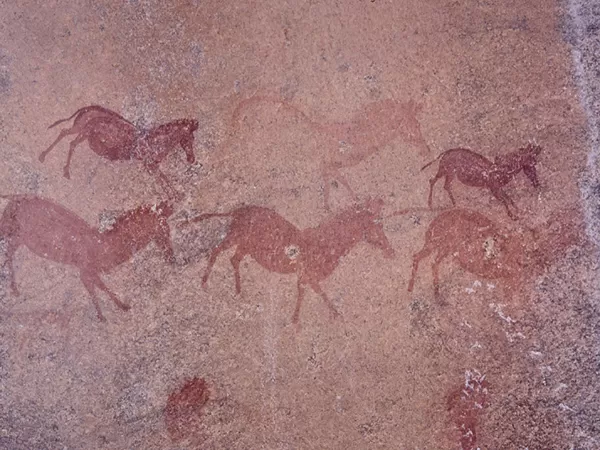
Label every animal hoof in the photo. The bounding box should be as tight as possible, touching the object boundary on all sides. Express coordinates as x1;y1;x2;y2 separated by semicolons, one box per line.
38;154;46;163
63;170;71;180
97;314;107;323
120;303;132;312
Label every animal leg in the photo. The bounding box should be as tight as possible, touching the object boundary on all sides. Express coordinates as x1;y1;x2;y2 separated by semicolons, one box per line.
407;245;434;292
335;171;357;201
153;168;182;202
321;165;333;211
202;237;236;288
491;188;518;219
230;249;245;295
427;171;444;209
309;280;339;320
89;273;131;311
63;133;88;179
79;271;106;322
431;252;449;299
4;240;19;296
39;128;76;163
292;278;306;324
443;175;456;206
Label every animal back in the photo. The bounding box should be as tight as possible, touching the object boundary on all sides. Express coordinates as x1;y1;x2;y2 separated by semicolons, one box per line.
440;148;493;187
6;196;99;267
231;206;302;274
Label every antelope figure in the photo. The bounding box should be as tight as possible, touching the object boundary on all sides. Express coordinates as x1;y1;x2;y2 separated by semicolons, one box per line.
422;143;542;218
232;95;430;209
0;194;175;321
181;198;395;324
407;207;583;299
39;105;199;199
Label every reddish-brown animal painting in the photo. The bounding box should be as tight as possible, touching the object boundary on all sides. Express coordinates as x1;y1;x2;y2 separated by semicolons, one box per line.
39;105;199;198
232;95;430;210
407;207;583;299
0;194;175;321
182;198;395;323
422;143;542;218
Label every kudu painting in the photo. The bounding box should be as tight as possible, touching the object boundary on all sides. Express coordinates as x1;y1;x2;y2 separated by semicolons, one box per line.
422;143;542;219
39;105;199;199
407;207;583;299
0;194;175;321
180;198;395;324
231;95;430;209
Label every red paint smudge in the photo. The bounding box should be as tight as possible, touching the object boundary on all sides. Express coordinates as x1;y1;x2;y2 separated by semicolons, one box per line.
447;370;489;450
165;377;209;442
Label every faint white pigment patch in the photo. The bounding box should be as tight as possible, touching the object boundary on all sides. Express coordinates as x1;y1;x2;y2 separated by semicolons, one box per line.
565;0;600;249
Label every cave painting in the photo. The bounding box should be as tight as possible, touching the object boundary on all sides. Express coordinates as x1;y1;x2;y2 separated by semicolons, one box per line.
0;194;175;321
164;377;209;443
39;105;199;199
422;143;542;219
446;370;490;450
232;95;430;209
407;207;582;299
181;198;395;324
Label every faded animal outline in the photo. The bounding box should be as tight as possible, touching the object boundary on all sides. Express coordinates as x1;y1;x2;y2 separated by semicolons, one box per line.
231;95;430;210
422;143;542;219
407;207;583;299
180;198;395;324
39;105;199;199
0;194;175;321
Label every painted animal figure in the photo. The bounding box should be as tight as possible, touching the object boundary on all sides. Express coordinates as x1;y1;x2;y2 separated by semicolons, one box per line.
39;105;199;198
183;198;395;323
232;95;430;210
0;194;175;321
422;143;542;218
407;207;583;298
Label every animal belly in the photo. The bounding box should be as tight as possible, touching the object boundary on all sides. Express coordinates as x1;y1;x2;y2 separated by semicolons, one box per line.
250;245;298;275
22;236;93;269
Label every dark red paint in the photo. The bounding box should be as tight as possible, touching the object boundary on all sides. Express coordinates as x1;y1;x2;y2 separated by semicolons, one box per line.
422;143;541;218
182;198;395;323
447;371;490;450
164;377;209;442
232;95;430;209
0;194;175;321
39;105;199;199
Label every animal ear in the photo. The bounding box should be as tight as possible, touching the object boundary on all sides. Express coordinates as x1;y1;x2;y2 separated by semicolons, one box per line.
157;201;174;217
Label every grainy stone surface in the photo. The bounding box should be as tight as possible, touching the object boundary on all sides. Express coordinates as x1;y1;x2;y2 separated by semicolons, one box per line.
0;1;599;449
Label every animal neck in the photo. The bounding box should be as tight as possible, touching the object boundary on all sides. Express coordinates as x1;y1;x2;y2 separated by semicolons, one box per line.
96;209;157;271
307;210;365;258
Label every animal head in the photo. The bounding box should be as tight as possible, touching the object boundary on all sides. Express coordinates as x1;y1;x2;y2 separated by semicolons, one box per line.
178;119;199;164
520;143;542;187
360;197;395;258
521;142;542;164
154;200;175;219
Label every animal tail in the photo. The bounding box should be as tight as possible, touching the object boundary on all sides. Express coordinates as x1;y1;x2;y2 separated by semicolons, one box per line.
420;151;446;171
231;94;313;126
385;206;449;219
47;106;92;129
177;212;232;228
